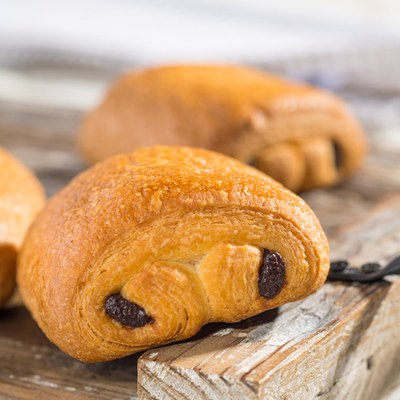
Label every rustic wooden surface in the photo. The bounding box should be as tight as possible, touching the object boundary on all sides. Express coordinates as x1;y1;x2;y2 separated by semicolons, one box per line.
0;100;400;399
0;306;140;400
138;196;400;400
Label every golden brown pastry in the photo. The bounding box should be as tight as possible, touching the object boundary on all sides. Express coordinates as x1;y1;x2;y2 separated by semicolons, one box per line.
79;65;367;192
18;146;329;362
0;148;45;306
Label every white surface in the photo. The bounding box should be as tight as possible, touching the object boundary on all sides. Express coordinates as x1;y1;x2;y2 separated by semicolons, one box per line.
0;68;106;110
0;0;399;65
384;387;400;400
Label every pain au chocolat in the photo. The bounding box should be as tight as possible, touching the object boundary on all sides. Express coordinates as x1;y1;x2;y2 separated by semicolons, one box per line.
79;65;367;192
18;146;329;362
0;148;45;306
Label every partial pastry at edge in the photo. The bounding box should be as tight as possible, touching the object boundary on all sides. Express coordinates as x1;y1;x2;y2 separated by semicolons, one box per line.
0;148;45;306
18;146;329;362
79;64;367;192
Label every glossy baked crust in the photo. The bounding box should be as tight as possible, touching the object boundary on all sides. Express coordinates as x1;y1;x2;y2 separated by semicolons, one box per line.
79;65;367;192
0;148;45;306
18;146;329;362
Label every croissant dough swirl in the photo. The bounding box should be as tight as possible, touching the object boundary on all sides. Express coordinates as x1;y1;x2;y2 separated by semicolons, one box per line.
0;148;45;306
18;147;329;362
79;65;367;192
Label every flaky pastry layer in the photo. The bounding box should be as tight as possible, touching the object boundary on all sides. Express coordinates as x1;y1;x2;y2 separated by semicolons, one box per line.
18;146;329;361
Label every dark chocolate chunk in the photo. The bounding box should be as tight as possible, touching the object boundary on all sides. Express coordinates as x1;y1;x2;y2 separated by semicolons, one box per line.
361;262;381;274
332;141;343;169
105;294;152;328
258;249;286;299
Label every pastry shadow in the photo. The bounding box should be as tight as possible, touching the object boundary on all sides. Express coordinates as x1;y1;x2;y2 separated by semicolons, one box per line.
139;307;281;361
90;308;280;378
0;304;47;344
189;307;280;341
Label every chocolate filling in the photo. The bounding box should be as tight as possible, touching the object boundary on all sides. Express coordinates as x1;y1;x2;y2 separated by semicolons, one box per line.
332;141;343;169
105;294;152;328
247;158;257;168
258;249;286;299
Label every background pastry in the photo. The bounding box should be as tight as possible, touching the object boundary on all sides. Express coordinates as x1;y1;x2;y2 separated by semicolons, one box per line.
0;148;45;306
18;146;329;362
79;65;367;192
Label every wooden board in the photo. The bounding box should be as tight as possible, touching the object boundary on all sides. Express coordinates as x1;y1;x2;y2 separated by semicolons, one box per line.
138;196;400;400
0;306;140;400
0;101;400;399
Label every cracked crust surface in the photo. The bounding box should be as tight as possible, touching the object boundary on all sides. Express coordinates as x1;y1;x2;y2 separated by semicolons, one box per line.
18;146;329;362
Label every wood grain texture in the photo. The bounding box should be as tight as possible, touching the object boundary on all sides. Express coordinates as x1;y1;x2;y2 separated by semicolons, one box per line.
0;100;400;399
0;101;85;196
138;195;400;400
0;307;140;400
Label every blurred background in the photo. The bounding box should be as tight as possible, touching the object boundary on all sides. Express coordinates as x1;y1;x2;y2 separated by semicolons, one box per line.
1;0;400;197
1;1;400;229
1;0;400;117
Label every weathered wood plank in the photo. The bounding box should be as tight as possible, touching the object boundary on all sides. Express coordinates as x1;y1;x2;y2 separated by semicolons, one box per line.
138;195;400;400
0;306;139;400
0;101;85;196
